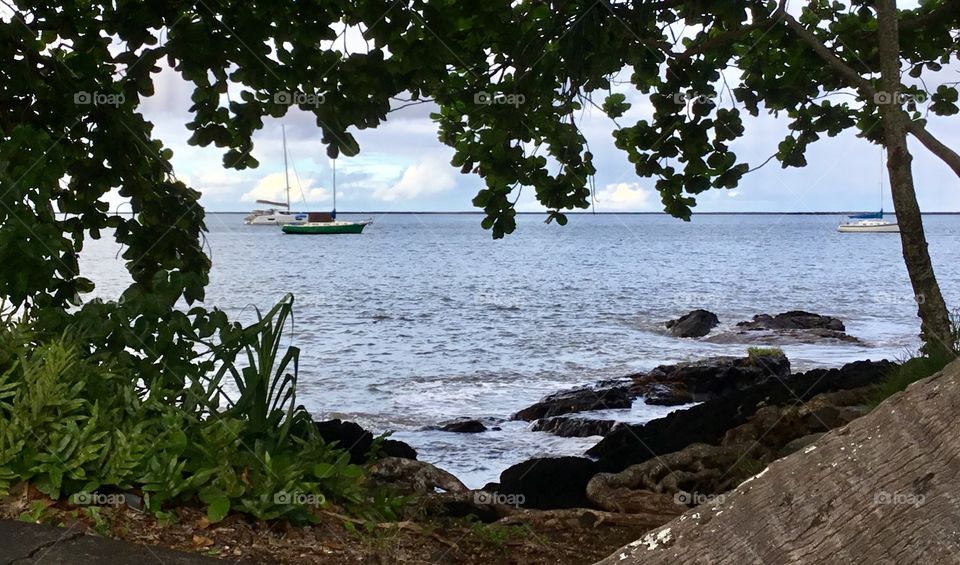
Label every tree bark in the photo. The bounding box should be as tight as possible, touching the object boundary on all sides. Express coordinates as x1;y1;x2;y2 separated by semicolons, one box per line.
874;0;953;356
596;359;960;564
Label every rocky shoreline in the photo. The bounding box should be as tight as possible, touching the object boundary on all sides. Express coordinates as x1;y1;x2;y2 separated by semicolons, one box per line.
313;352;895;537
309;310;898;540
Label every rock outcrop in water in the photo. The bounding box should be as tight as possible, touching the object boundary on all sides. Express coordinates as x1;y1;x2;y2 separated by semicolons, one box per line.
588;359;894;472
313;419;417;463
630;353;791;405
480;358;893;513
511;383;633;421
514;353;789;424
738;310;845;331
428;418;489;433
665;309;720;338
705;310;862;344
596;359;960;565
530;416;619;437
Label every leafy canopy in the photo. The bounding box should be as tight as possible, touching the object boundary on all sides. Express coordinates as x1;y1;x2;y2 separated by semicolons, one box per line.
1;0;958;364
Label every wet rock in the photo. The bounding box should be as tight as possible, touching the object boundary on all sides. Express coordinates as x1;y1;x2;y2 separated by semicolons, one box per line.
631;354;790;406
369;457;467;495
431;419;488;433
497;456;598;509
511;384;633;421
588;359;895;473
640;383;695;406
531;416;619;438
666;309;720;338
313;419;417;464
712;310;861;343
737;310;846;331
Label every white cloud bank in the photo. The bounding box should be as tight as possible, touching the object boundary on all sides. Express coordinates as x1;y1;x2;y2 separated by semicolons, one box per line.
594;182;656;211
373;155;456;202
240;172;330;205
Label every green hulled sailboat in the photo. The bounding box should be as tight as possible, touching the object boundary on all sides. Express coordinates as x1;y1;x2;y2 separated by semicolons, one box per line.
282;159;371;235
283;220;369;234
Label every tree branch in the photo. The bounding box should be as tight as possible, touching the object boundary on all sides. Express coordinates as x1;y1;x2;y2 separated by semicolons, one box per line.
780;8;960;180
905;122;960;179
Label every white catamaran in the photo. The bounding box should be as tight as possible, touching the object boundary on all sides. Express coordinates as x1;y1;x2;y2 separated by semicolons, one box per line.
244;125;308;226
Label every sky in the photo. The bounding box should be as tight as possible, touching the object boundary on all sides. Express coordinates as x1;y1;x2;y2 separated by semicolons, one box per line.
126;9;960;215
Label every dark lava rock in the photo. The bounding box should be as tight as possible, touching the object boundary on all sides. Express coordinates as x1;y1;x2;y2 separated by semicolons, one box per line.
437;419;488;433
641;383;695;406
587;359;896;473
666;309;720;338
313;419;417;464
511;384;633;421
632;354;791;406
531;416;619;438
737;311;846;332
497;456;598;509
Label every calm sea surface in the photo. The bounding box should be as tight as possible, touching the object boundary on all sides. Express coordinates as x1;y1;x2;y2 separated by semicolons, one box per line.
79;213;960;487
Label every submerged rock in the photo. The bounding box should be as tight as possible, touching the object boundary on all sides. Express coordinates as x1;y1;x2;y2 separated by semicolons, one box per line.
313;419;417;463
511;384;633;421
428;419;488;433
666;309;720;338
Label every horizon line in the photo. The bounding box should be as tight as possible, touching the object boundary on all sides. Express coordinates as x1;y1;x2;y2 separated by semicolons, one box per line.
204;211;960;216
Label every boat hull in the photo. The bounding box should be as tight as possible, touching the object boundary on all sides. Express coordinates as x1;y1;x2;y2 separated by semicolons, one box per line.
282;221;369;234
244;211;309;225
837;222;899;233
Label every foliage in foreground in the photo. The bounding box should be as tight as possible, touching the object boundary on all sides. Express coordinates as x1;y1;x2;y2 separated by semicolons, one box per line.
871;312;960;406
0;296;394;525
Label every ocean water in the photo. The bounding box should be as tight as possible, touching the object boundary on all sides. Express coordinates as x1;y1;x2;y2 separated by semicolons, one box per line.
79;213;960;487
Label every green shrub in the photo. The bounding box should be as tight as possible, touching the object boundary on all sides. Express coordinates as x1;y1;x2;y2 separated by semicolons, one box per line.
0;296;388;526
872;311;960;406
871;351;955;407
747;346;785;358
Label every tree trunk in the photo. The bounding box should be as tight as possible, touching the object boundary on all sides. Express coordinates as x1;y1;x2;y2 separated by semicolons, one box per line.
596;359;960;564
875;0;953;357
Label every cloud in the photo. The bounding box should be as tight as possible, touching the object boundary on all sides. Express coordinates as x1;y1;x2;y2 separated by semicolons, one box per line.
240;173;331;205
372;155;456;202
594;182;656;211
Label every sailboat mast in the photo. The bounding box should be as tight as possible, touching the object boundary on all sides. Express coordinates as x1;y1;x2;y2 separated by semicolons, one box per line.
282;124;290;210
332;158;337;213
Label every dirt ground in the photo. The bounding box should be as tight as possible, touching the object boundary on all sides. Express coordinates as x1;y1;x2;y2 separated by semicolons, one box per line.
1;485;646;564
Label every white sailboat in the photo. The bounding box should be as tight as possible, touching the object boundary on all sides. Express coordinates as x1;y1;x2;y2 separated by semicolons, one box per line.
244;125;308;226
838;151;899;233
837;219;900;233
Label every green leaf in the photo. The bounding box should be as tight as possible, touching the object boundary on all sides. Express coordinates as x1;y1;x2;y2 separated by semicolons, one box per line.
206;495;230;523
